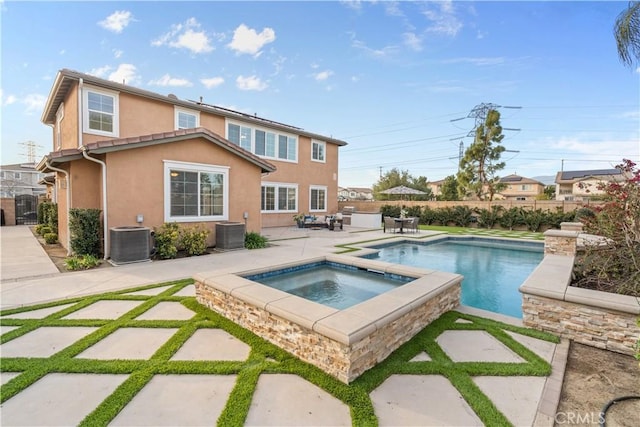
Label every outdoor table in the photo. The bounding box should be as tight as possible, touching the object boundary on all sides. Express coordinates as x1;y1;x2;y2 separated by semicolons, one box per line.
394;217;411;234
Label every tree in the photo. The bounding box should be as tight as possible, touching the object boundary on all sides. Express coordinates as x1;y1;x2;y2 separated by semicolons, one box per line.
438;175;460;201
372;168;433;201
614;1;640;68
457;109;506;201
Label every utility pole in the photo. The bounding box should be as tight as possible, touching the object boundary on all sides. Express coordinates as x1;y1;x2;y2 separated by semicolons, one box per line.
379;166;383;178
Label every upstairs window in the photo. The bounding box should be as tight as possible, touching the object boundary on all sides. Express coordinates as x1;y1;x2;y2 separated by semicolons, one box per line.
311;140;325;162
83;87;119;137
227;121;297;162
175;107;199;130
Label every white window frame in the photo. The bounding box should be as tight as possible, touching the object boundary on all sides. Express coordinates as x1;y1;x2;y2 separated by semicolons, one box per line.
261;182;298;213
175;107;200;130
163;160;229;222
226;119;298;163
82;86;119;137
56;103;64;150
311;139;326;163
309;185;327;212
14;172;21;180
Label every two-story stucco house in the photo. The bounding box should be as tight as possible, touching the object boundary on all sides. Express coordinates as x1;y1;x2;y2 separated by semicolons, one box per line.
555;169;624;201
37;69;347;256
497;174;545;200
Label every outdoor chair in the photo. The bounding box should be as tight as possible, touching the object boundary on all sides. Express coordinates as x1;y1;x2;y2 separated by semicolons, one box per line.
383;216;397;233
405;217;418;233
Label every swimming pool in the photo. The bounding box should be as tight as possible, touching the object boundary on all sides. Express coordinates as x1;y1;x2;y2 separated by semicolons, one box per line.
363;237;543;318
246;262;412;310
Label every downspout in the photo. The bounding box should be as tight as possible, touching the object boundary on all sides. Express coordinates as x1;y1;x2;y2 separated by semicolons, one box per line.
81;148;109;260
44;159;72;256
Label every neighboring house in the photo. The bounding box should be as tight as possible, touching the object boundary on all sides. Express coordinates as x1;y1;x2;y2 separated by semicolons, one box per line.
0;163;48;198
555;169;624;201
338;186;373;201
496;174;545;200
37;69;347;256
427;179;445;198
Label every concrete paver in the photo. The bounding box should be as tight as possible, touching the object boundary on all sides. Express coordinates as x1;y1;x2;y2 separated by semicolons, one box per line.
109;374;237;426
1;302;75;319
370;374;483;426
245;374;352;426
437;330;526;363
134;301;195;320
473;376;547;426
75;328;178;360
62;300;143;320
0;326;98;357
123;285;175;296
171;328;251;361
0;373;128;426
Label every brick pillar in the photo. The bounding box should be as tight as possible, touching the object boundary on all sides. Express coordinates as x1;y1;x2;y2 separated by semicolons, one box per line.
543;229;579;256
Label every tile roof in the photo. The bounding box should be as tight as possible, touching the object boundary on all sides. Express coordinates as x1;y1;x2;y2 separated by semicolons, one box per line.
37;128;276;174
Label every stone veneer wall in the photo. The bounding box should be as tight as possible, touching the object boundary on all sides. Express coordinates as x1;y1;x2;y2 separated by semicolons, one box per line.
196;281;460;383
520;224;640;356
522;294;639;354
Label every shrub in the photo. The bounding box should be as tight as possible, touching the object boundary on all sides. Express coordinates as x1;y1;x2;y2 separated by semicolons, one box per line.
522;209;546;232
475;206;502;229
44;232;58;244
38;202;58;232
180;225;210;256
39;225;52;236
573;159;639;296
69;208;102;257
574;207;596;223
154;222;180;259
420;206;438;225
498;207;524;230
65;254;101;271
545;208;576;229
34;224;45;235
380;204;401;218
406;206;422;219
37;202;47;225
452;205;473;227
245;232;268;249
434;207;454;225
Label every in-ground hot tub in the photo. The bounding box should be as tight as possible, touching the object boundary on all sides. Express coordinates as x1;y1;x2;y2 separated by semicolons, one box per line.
194;254;462;383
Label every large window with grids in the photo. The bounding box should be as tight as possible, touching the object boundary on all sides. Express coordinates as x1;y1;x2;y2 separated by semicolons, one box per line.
164;161;228;222
261;183;297;212
83;86;118;137
227;121;297;162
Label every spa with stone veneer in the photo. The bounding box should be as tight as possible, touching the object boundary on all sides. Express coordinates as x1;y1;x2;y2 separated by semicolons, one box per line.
195;254;462;383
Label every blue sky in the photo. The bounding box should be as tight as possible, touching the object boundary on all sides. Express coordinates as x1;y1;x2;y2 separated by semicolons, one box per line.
1;0;638;187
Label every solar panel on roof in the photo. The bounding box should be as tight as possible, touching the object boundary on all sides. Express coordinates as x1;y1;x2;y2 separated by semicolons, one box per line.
561;169;620;180
501;176;522;182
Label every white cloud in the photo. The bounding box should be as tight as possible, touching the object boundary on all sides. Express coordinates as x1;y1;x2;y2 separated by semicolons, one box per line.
349;32;399;59
636;66;640;74
549;136;639;162
227;24;276;57
314;70;334;81
88;65;112;78
403;32;422;51
340;0;364;11
422;0;462;37
148;74;192;87
200;77;225;89
108;64;140;85
236;75;267;91
153;18;214;54
113;49;123;59
23;94;47;114
98;10;134;34
1;89;17;106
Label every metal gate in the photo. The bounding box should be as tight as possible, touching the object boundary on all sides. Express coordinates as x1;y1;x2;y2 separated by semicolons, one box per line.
15;194;39;225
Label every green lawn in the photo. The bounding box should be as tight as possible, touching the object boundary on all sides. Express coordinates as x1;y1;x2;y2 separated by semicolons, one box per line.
418;225;545;240
0;280;557;427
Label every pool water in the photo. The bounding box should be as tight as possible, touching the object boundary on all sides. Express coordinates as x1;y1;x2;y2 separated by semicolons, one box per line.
248;263;411;310
367;238;543;317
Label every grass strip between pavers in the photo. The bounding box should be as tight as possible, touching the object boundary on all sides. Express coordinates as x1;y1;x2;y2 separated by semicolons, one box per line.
1;280;558;427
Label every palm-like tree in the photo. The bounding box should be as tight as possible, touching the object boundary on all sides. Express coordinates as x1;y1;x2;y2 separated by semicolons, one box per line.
614;1;640;67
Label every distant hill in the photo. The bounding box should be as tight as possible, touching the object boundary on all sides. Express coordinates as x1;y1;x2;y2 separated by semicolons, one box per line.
532;175;556;186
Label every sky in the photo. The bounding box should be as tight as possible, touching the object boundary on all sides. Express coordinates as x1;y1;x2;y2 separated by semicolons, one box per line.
1;0;639;187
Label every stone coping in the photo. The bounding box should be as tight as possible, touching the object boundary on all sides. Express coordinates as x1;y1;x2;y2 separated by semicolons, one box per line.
519;255;640;315
195;254;462;345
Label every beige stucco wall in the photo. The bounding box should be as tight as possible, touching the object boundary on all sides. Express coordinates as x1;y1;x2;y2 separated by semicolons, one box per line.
57;85;80;152
105;137;263;247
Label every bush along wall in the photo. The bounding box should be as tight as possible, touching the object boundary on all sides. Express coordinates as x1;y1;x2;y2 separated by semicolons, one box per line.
68;208;102;257
379;204;577;231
